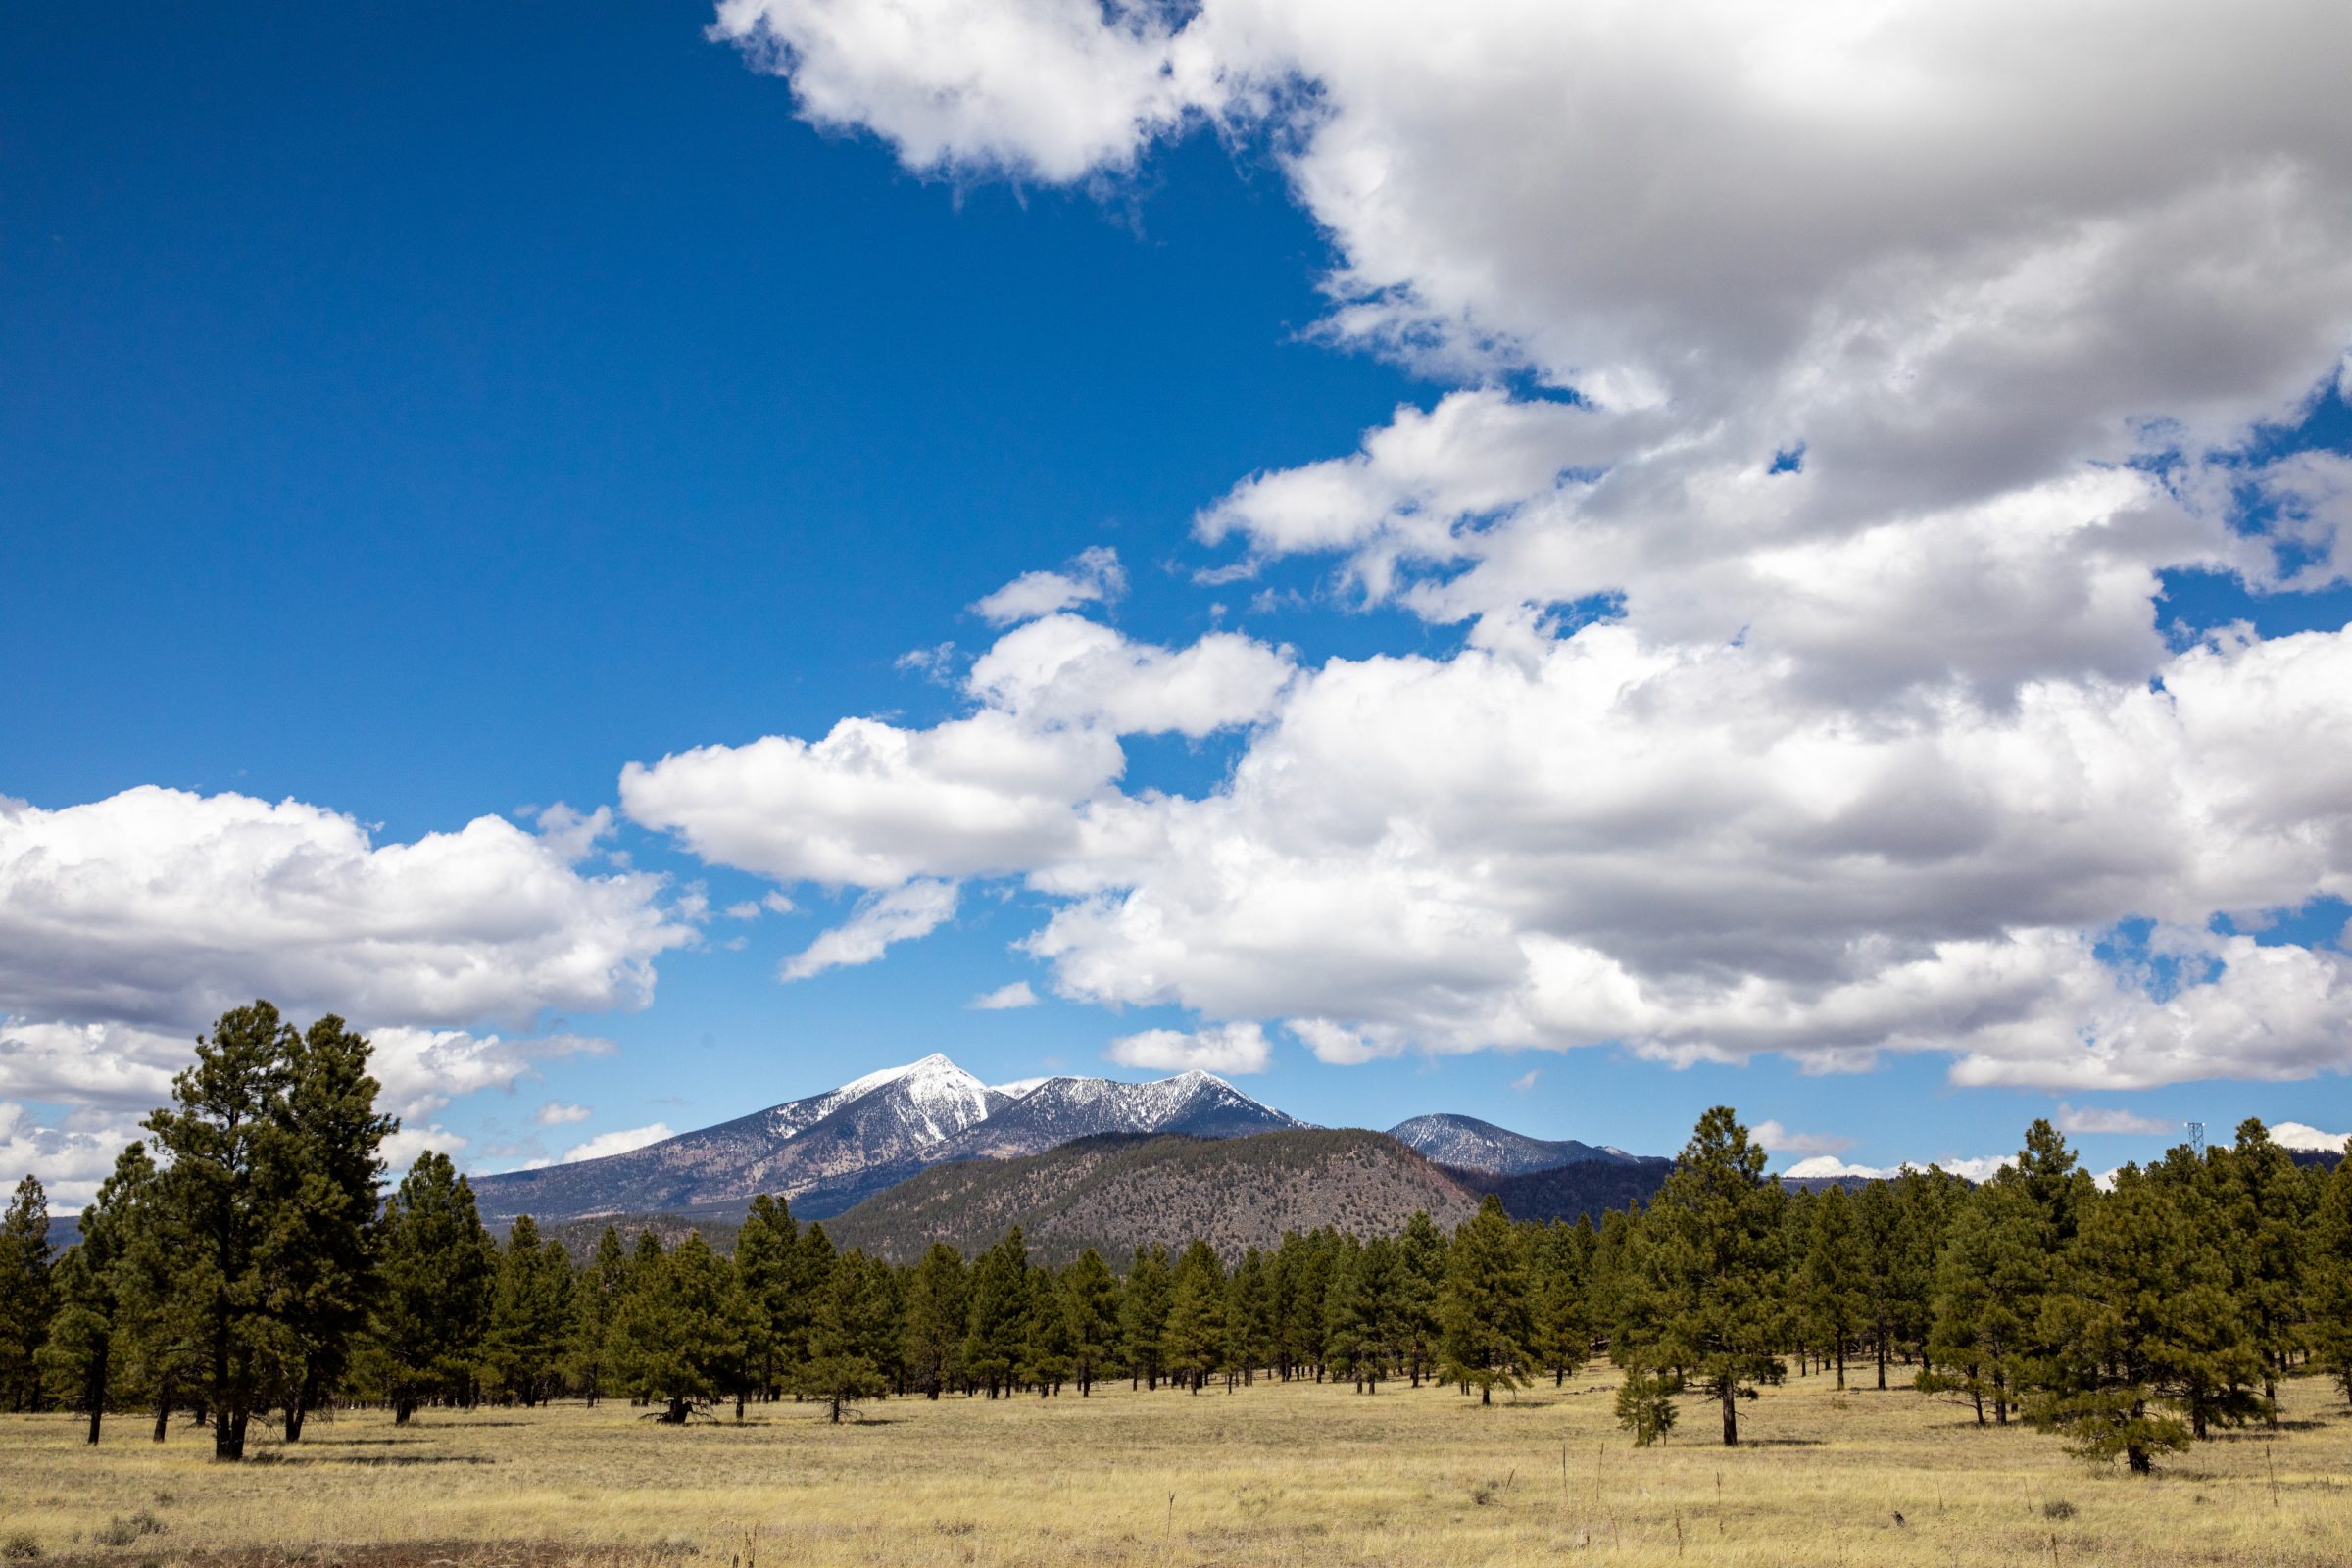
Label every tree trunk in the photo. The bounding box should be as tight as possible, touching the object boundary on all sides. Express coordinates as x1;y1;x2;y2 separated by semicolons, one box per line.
84;1342;109;1446
1719;1383;1739;1447
827;1394;843;1425
215;1406;247;1461
394;1396;416;1426
1876;1335;1887;1391
285;1398;306;1443
1970;1386;1984;1426
152;1379;172;1444
1835;1341;1845;1390
735;1388;746;1422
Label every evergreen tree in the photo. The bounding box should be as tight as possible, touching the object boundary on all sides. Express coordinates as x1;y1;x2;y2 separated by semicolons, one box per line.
1800;1184;1866;1388
1530;1219;1594;1386
1437;1195;1532;1404
961;1228;1030;1396
1018;1263;1075;1395
1162;1240;1231;1393
608;1231;754;1422
1120;1243;1172;1389
1615;1365;1680;1446
1397;1210;1446;1388
2212;1119;2310;1425
2032;1165;2256;1471
0;1173;55;1411
734;1195;802;1399
563;1224;630;1406
372;1151;495;1424
2312;1144;2352;1408
800;1248;895;1422
1325;1234;1406;1392
900;1242;968;1398
37;1145;155;1442
1228;1248;1279;1384
1920;1179;2041;1424
1061;1250;1120;1396
260;1015;394;1439
486;1216;573;1405
1623;1107;1788;1446
141;1003;298;1458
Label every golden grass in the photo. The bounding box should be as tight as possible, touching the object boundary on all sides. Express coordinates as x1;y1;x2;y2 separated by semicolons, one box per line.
5;1367;2351;1567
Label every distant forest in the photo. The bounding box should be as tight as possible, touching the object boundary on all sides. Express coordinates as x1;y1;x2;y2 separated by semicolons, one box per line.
2;1003;2347;1475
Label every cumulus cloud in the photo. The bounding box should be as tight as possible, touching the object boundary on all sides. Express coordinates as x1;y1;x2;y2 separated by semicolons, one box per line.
782;878;961;981
1753;1120;1855;1157
0;788;691;1034
1106;1020;1271;1074
536;1101;593;1126
970;546;1128;626
969;981;1039;1010
0;1102;147;1211
2055;1102;2178;1137
1782;1152;2013;1184
2272;1120;2351;1153
686;1;2352;1093
558;1122;675;1164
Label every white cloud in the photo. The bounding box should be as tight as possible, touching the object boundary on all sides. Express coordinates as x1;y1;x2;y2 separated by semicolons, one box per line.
0;788;692;1034
723;900;763;920
782;878;961;981
1106;1020;1271;1074
2055;1102;2177;1137
382;1123;468;1178
685;2;2352;1094
1508;1068;1539;1096
367;1027;612;1121
969;980;1039;1010
966;614;1293;737
1782;1152;2013;1184
536;1101;593;1126
0;1018;185;1109
0;1102;147;1212
559;1122;675;1164
1753;1120;1854;1157
969;546;1128;626
2272;1120;2350;1154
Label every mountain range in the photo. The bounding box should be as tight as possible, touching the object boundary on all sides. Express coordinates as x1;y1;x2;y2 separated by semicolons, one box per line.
467;1053;1312;1226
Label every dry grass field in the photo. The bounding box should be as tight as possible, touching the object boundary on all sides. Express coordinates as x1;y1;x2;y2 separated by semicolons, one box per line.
5;1368;2351;1568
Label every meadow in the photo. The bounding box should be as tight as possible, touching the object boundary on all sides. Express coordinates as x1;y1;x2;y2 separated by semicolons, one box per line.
5;1367;2350;1568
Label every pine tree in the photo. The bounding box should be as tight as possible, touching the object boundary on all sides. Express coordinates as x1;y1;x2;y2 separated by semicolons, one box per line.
37;1144;155;1442
1397;1210;1446;1388
371;1150;495;1424
734;1195;802;1400
1624;1107;1788;1446
0;1173;55;1411
612;1231;754;1422
2212;1119;2310;1426
1061;1250;1120;1396
1120;1244;1172;1389
1228;1248;1278;1384
900;1242;968;1398
1325;1234;1406;1392
1615;1365;1680;1446
1437;1195;1532;1404
2032;1165;2254;1472
563;1224;629;1405
800;1248;895;1422
486;1216;573;1406
141;1003;298;1458
2313;1144;2352;1408
1018;1263;1075;1395
1920;1179;2041;1425
260;1015;394;1439
1800;1184;1866;1389
1162;1240;1231;1393
1530;1219;1594;1386
961;1228;1030;1397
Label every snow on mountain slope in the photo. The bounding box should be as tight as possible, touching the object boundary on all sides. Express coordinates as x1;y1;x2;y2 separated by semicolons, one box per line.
934;1068;1305;1160
1385;1113;1637;1176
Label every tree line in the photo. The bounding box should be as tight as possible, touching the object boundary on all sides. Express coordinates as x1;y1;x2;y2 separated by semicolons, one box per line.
2;1004;2349;1474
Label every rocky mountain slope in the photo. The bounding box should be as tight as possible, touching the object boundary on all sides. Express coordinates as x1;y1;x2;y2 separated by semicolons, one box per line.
825;1130;1485;1265
930;1069;1303;1160
469;1054;1009;1223
1387;1112;1642;1175
468;1054;1307;1226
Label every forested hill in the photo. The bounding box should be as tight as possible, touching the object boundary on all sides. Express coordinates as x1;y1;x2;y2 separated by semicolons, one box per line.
1445;1153;1675;1222
824;1129;1484;1265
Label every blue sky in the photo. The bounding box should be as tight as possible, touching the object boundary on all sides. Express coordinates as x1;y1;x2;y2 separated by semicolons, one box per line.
6;1;2352;1198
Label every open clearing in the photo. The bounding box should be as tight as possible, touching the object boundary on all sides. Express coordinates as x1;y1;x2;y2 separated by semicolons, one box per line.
5;1369;2351;1567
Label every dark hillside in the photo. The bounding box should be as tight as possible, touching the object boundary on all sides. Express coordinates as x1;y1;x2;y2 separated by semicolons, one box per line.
827;1129;1485;1265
